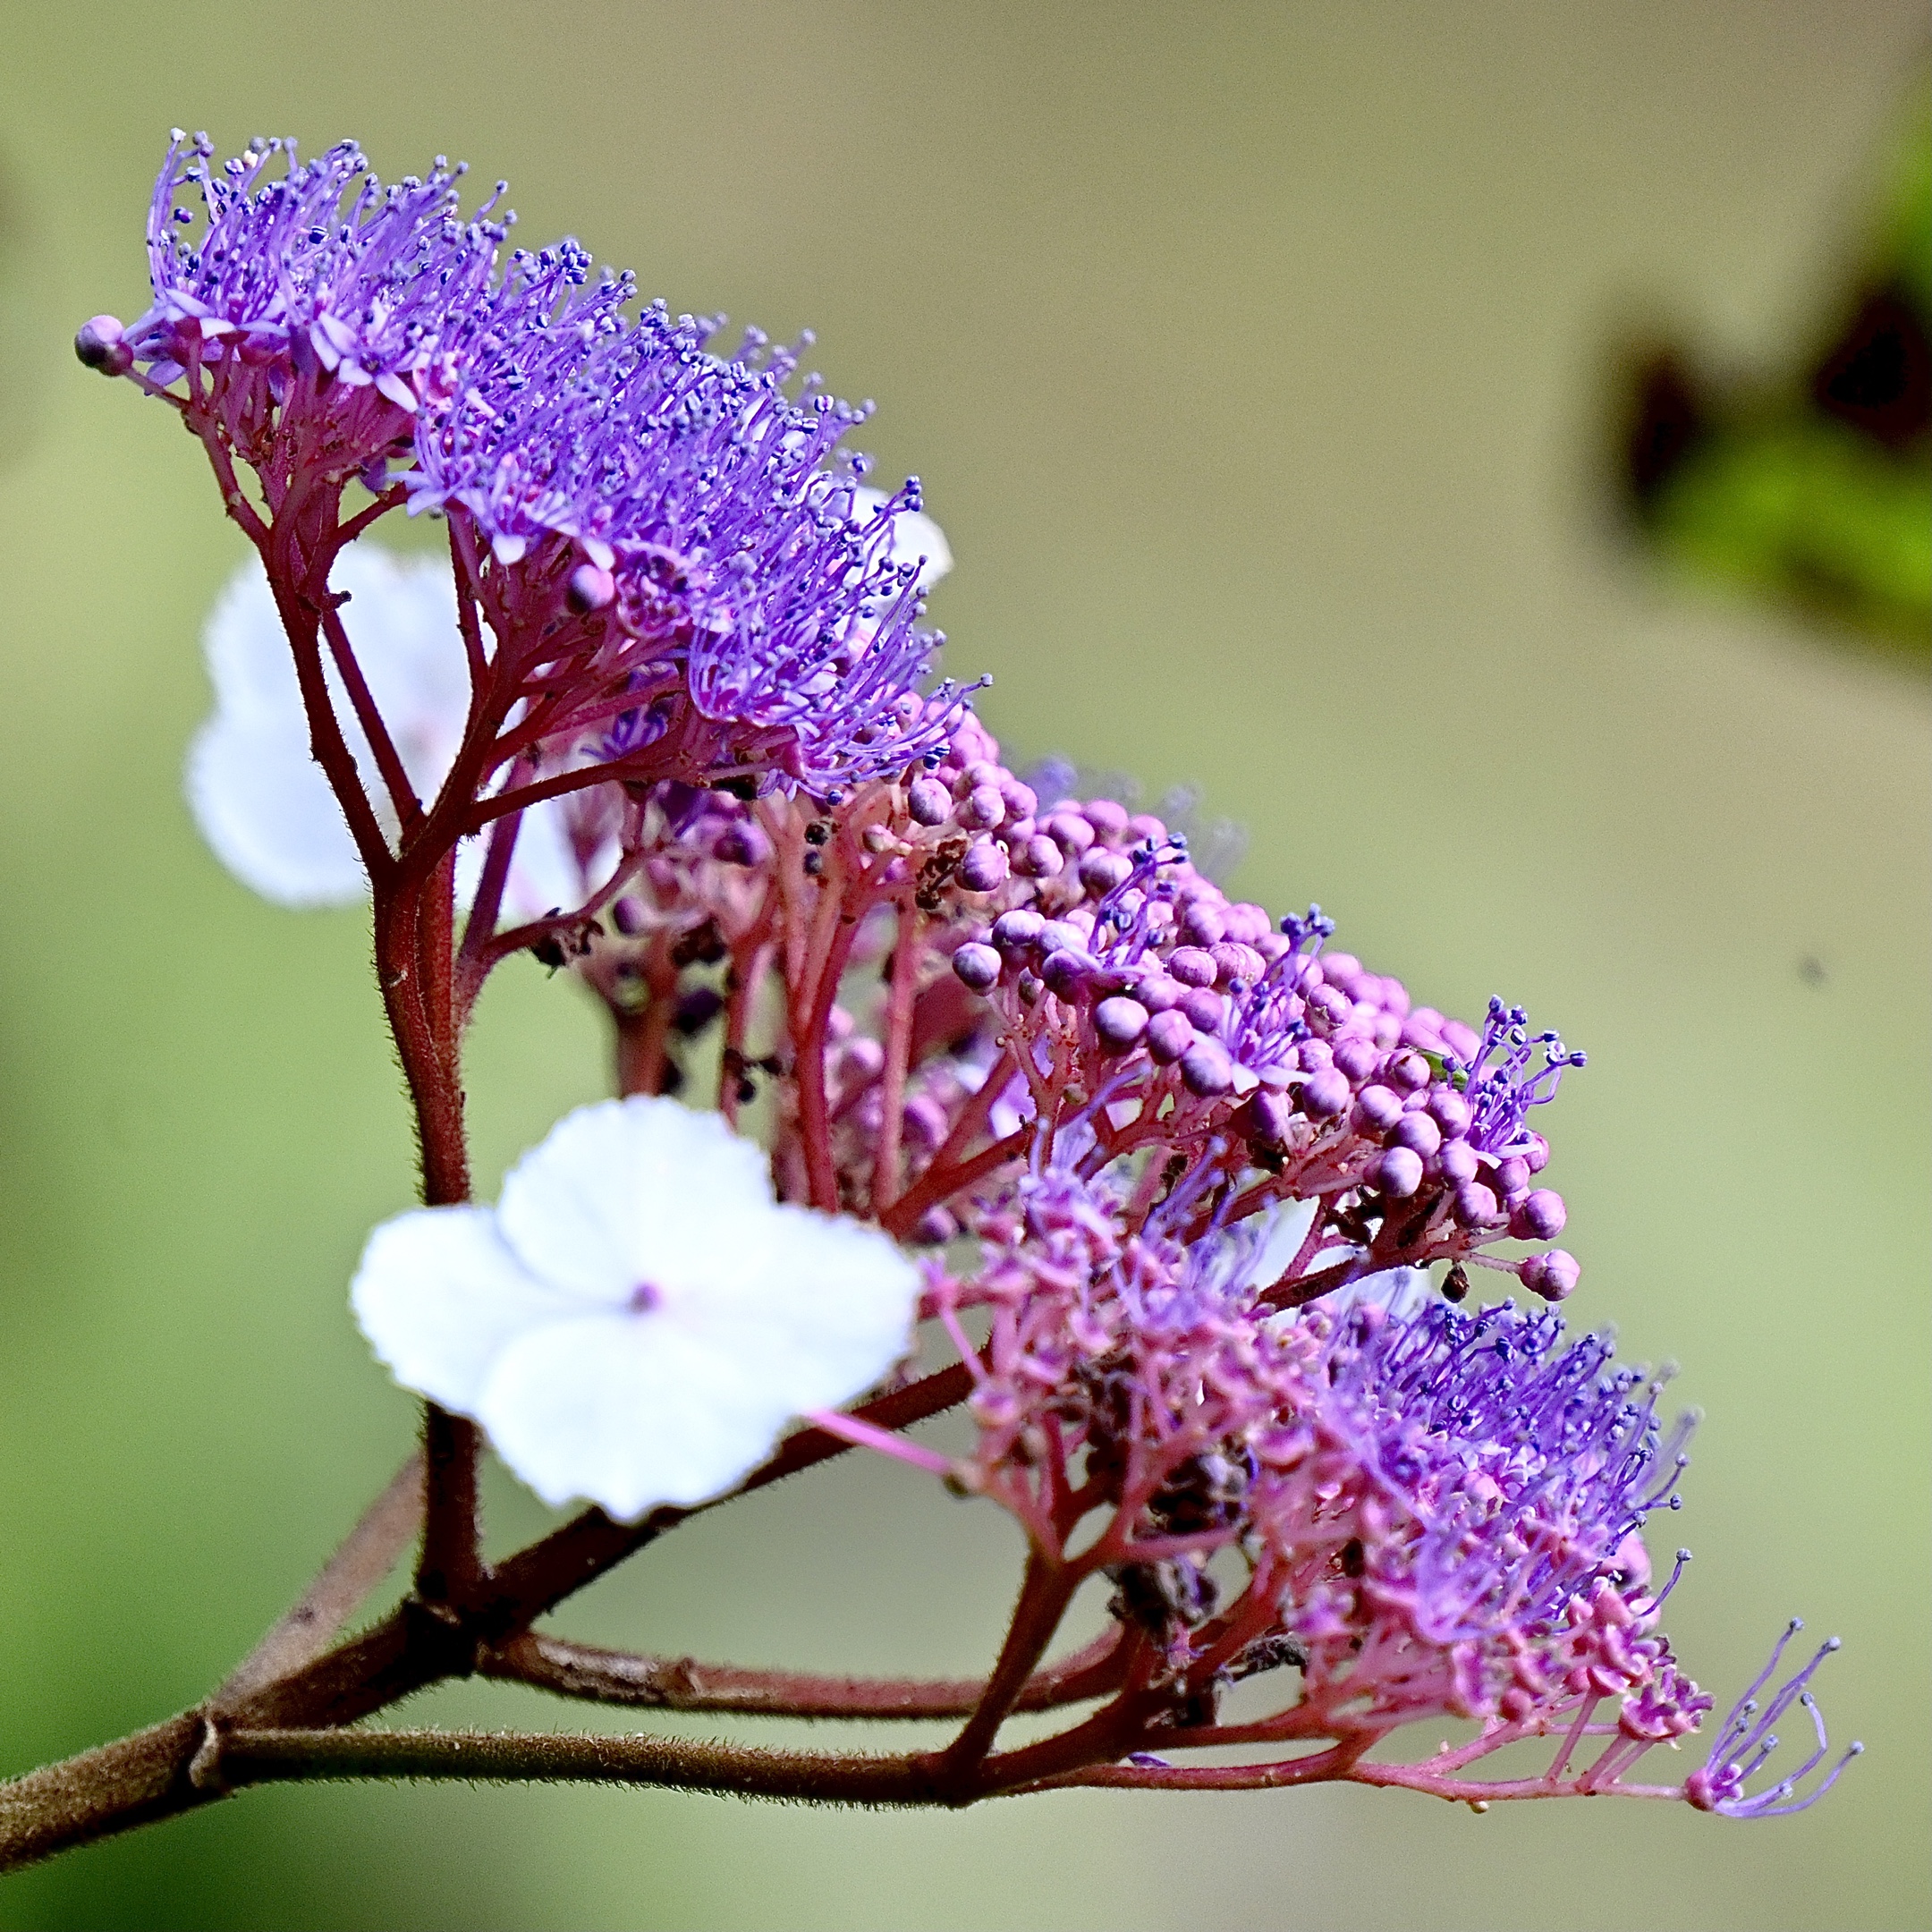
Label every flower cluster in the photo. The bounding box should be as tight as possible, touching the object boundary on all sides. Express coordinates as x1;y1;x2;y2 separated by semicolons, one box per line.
443;695;1850;1815
94;130;1855;1829
82;133;970;967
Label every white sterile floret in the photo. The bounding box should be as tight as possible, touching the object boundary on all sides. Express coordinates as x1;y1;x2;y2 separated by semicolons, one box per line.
187;547;606;916
351;1097;922;1521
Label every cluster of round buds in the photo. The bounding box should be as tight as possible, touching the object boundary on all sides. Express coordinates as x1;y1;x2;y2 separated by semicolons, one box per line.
931;757;1584;1299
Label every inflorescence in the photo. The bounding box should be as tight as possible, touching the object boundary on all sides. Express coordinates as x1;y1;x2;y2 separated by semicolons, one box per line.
78;131;1857;1825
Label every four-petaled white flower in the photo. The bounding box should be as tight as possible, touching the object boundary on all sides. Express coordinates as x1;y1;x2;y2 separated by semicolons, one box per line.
351;1097;921;1521
187;547;606;917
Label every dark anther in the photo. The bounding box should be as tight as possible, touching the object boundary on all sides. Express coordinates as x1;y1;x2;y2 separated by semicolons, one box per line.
1394;1189;1443;1249
672;987;724;1037
670;920;726;968
803;819;833;845
1443;1261;1470;1303
1341;1537;1366;1580
1229;1632;1308;1681
915;834;969;913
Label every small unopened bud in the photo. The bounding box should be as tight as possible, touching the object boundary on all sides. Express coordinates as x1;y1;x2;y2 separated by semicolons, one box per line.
1039;947;1094;997
1046;810;1096;855
1519;1250;1580;1301
1078;848;1132;896
1300;1068;1351;1119
959;839;1008;892
1177;986;1224;1034
1385;1049;1431;1092
990;909;1044;953
1352;1085;1403;1134
959;783;1005;831
567;563;615;613
1453;1182;1500;1228
1094;996;1150;1054
1146;1009;1195;1064
74;314;132;376
1510;1188;1567;1241
907;776;952;826
1332;1038;1378;1082
1167;947;1216;988
1180;901;1225;947
1017;834;1063;878
1370;1147;1425;1198
1179;1039;1234;1098
951;942;1003;993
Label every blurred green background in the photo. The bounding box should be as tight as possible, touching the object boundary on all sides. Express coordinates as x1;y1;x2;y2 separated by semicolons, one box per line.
1;5;1927;1928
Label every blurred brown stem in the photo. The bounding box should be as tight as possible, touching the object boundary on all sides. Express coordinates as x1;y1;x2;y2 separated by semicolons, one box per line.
479;1626;1125;1719
214;1453;425;1708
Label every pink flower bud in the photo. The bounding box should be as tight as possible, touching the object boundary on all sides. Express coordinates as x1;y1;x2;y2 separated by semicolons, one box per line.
1301;1068;1352;1118
951;943;1002;993
1146;1009;1195;1064
1371;1147;1425;1197
907;776;952;826
1519;1250;1580;1301
1510;1189;1567;1241
959;839;1008;892
1094;996;1151;1054
1180;1040;1234;1097
74;314;133;376
1352;1085;1403;1133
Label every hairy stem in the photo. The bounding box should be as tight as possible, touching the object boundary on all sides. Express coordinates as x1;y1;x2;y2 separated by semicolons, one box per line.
479;1626;1125;1719
215;1454;425;1708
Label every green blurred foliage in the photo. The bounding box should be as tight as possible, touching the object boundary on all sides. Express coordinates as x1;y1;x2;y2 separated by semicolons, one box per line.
1;5;1928;1929
1622;75;1931;649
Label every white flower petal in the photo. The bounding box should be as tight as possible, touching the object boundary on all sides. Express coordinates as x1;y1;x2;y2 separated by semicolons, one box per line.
475;1309;815;1518
691;1205;919;1412
186;711;366;907
351;1205;584;1414
496;1097;775;1304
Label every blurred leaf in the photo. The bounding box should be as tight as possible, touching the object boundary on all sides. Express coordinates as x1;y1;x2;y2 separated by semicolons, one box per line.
1619;72;1931;653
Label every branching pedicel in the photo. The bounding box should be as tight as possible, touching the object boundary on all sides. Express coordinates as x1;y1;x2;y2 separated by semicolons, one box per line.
5;131;1858;1872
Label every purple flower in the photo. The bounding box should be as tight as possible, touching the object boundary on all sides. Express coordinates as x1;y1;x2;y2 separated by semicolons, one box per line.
87;131;979;817
1298;1294;1694;1652
1686;1620;1863;1818
408;299;979;790
89;133;513;482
